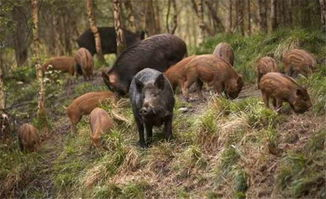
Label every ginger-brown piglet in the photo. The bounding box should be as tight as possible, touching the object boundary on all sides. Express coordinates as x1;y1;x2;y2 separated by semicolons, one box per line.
180;55;243;100
42;56;78;76
283;48;316;77
256;56;279;88
18;123;40;152
213;42;234;66
164;55;196;91
89;108;114;147
74;48;94;80
67;91;116;133
259;72;312;113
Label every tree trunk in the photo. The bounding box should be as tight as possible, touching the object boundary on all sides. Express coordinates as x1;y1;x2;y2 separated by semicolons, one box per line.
197;0;205;41
258;0;268;32
12;6;29;67
0;63;5;110
113;0;127;56
124;0;136;32
145;0;156;36
166;0;178;34
31;0;48;130
235;0;245;35
86;0;105;63
205;0;225;33
270;0;277;32
319;0;326;30
228;0;233;33
154;2;161;33
247;0;251;35
171;0;178;34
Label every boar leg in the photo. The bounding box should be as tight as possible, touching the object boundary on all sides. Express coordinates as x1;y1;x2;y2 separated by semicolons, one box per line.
145;123;153;145
272;98;277;108
135;117;146;147
164;115;173;141
262;92;270;108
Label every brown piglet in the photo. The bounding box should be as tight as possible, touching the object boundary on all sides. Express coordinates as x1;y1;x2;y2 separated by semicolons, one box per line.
259;72;312;113
213;42;234;66
164;55;196;91
67;91;116;133
42;56;77;76
89;108;114;147
17;123;40;152
74;48;94;80
283;49;316;77
256;56;279;88
180;55;243;100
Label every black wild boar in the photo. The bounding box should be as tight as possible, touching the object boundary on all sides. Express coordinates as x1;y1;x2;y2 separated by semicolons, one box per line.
102;33;187;96
129;68;175;148
76;27;145;55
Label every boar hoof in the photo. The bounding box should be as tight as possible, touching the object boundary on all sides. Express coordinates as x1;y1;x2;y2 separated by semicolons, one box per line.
138;141;148;148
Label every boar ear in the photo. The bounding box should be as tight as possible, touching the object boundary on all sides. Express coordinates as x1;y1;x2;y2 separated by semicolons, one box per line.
155;74;165;90
135;78;144;91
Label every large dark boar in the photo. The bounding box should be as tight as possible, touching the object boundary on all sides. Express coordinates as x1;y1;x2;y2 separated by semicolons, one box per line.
67;91;116;133
74;48;94;80
42;56;80;77
259;72;312;113
164;55;196;91
89;108;114;147
76;27;145;55
129;68;175;148
180;55;243;100
18;123;40;152
256;56;279;88
283;48;317;77
102;33;187;96
213;42;234;66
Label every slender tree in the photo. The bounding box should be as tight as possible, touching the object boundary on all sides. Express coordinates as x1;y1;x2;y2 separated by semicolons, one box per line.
31;0;48;130
113;0;126;56
320;0;326;30
86;0;105;63
166;0;178;34
258;0;268;32
247;0;251;35
124;0;136;32
0;64;5;111
270;0;277;32
205;0;225;33
228;0;233;33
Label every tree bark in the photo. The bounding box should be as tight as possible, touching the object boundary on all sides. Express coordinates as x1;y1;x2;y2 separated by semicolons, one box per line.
228;0;233;33
124;0;136;32
247;0;251;35
31;0;48;130
113;0;127;56
270;0;277;33
12;6;29;67
319;0;326;30
166;0;178;34
0;63;5;110
258;0;268;32
205;0;225;33
86;0;105;63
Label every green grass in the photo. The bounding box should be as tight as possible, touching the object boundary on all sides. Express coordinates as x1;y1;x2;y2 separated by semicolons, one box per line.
195;28;326;83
